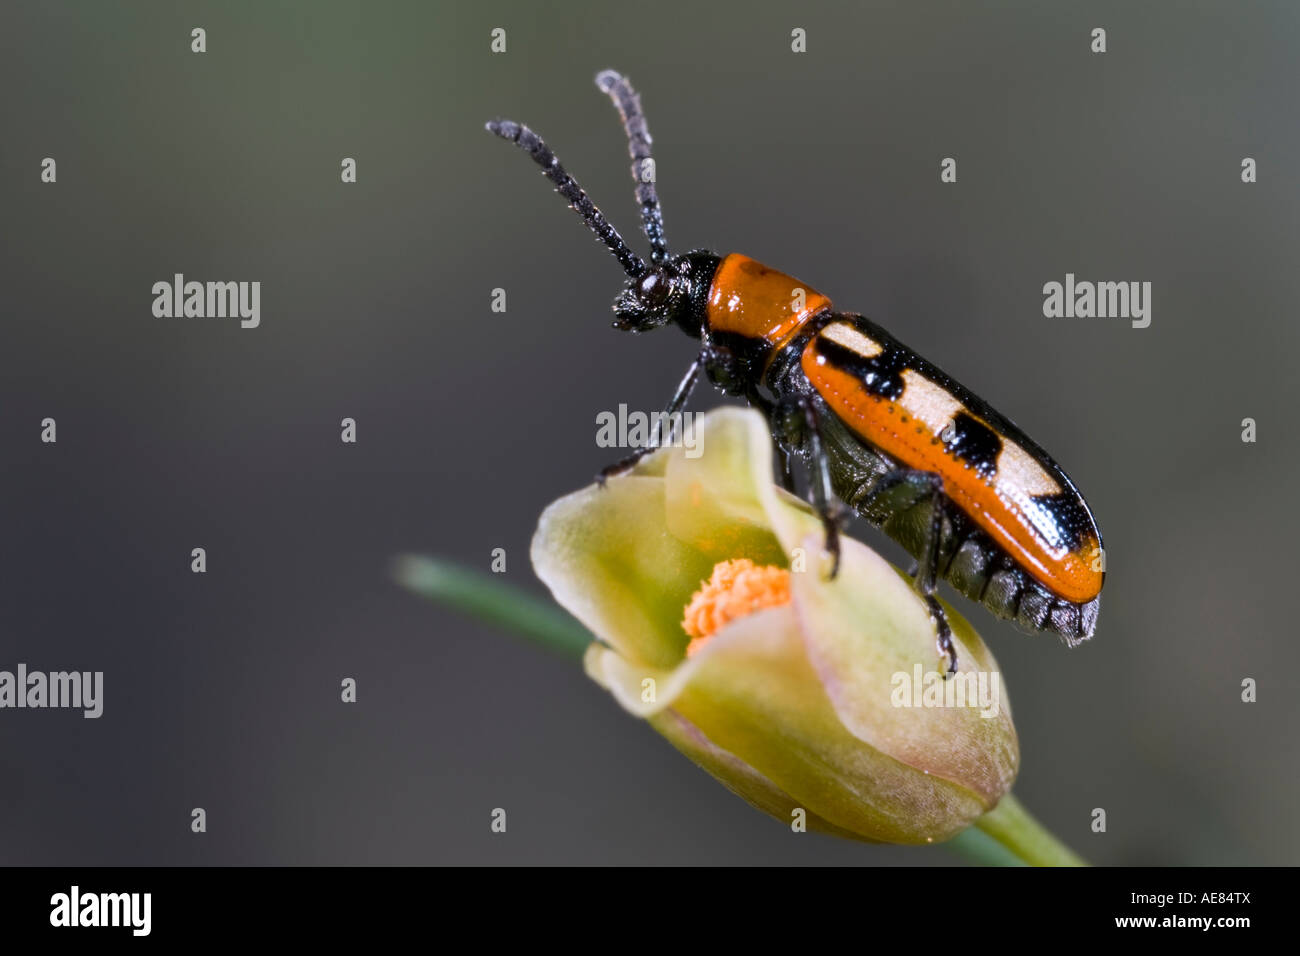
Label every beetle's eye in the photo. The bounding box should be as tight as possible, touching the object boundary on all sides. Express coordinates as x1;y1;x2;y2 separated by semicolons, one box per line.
639;272;671;309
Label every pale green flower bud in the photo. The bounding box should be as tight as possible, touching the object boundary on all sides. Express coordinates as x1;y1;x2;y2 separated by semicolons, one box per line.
531;408;1018;844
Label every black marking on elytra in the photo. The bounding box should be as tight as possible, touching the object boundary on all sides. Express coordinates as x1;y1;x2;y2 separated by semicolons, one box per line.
812;398;1099;645
1027;491;1096;553
805;314;1103;565
813;335;909;400
942;411;1002;478
797;315;1105;635
820;315;1075;486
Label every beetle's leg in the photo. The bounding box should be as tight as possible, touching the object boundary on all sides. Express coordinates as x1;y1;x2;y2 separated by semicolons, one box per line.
771;397;844;579
744;387;797;493
777;448;797;493
801;400;844;579
857;469;958;676
597;356;701;482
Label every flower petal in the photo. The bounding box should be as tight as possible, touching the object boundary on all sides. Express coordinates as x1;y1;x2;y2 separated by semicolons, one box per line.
649;707;869;842
673;409;1019;805
663;408;821;570
589;605;994;842
533;475;704;668
533;411;793;668
541;405;1019;842
785;530;1019;805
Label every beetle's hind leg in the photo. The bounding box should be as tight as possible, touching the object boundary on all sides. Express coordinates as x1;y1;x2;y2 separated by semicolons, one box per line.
597;355;702;482
858;469;959;676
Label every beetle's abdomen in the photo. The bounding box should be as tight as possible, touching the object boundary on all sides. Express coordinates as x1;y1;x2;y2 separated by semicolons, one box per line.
706;254;831;354
802;317;1104;606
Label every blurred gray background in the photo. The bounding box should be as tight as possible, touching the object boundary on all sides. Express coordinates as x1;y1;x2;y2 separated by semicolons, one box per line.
1;0;1296;865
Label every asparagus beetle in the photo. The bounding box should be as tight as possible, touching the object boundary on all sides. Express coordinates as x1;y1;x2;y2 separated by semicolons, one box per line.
486;70;1104;672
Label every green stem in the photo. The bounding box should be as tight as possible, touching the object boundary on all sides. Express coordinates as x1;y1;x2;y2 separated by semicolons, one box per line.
965;793;1087;866
394;555;591;661
396;554;1086;867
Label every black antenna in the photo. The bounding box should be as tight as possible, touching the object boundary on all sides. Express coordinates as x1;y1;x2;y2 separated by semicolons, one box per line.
595;70;669;267
486;119;648;280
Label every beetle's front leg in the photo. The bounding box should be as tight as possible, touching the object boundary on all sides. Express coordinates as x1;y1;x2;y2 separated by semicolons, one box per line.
857;468;958;676
597;354;702;483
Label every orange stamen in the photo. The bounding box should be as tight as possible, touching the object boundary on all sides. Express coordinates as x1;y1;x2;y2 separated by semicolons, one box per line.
681;558;792;657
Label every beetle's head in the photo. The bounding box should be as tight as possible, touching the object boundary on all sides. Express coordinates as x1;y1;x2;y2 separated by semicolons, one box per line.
611;252;717;337
612;268;683;332
488;72;723;339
